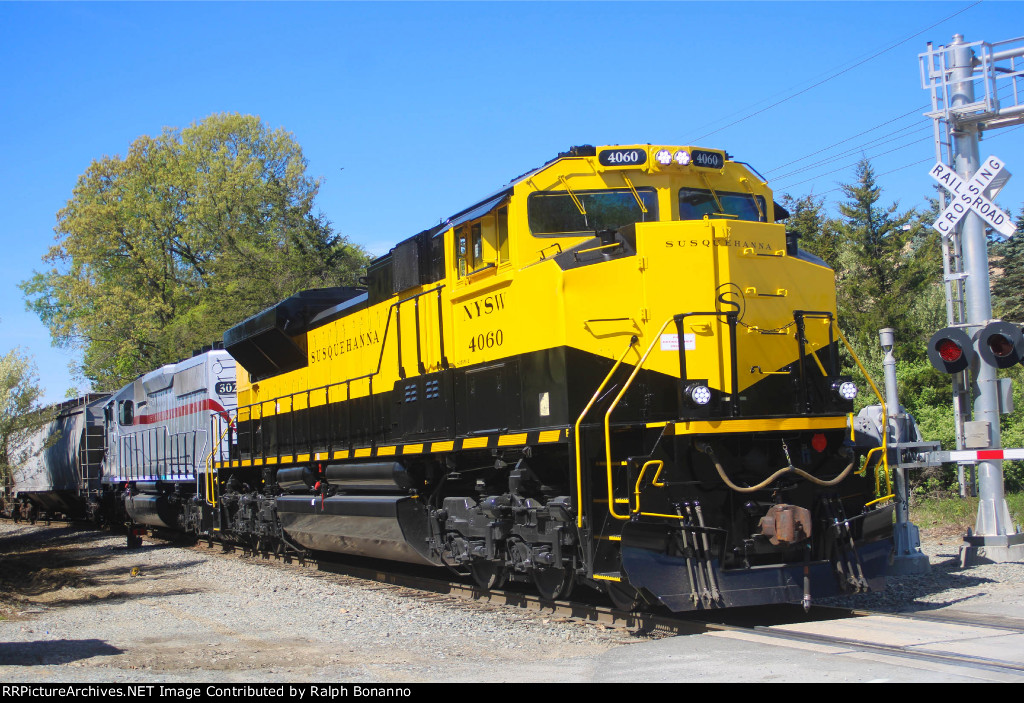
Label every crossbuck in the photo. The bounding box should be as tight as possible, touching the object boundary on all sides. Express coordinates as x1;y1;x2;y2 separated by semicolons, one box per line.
929;156;1015;237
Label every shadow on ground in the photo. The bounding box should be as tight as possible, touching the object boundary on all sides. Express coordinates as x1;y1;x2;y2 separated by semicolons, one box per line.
0;639;122;666
0;524;207;608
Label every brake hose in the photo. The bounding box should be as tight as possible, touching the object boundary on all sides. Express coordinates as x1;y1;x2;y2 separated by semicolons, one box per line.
695;442;857;493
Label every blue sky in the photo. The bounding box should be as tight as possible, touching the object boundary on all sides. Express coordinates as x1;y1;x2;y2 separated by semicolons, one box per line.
1;1;1022;403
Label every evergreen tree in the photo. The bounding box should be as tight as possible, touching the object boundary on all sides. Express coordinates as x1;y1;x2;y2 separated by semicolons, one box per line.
991;206;1024;323
779;193;841;268
834;159;938;359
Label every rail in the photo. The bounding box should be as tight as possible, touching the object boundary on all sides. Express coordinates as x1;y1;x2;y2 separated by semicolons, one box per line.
574;242;621;261
603;311;741;520
794;312;836;411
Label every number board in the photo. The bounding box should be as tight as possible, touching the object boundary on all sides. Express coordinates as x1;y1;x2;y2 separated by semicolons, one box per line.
690;150;724;169
215;381;236;395
598;148;648;167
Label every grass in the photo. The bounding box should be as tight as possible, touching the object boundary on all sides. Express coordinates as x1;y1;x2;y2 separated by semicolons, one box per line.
910;491;1024;535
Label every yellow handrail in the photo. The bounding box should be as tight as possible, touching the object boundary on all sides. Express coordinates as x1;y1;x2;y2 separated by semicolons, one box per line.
832;323;892;497
630;457;693;522
204;421;234;507
604;316;677;521
633;511;687;520
632;460;665;514
574;337;637;528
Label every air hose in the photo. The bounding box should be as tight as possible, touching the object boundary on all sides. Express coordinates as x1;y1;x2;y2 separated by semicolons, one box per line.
695;442;857;493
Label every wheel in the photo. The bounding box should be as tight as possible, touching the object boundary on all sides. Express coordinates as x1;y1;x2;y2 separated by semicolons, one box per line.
470;559;507;590
605;579;640;612
533;566;574;601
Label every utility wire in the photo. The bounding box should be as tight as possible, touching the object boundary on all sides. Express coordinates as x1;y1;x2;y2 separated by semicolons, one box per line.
775;83;1022;191
773;129;932;187
688;1;982;144
775;137;933;191
813;159;935;199
798;125;1023;200
771;123;933;183
764;106;928;175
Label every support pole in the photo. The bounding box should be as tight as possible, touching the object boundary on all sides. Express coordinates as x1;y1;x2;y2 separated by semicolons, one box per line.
879;328;930;575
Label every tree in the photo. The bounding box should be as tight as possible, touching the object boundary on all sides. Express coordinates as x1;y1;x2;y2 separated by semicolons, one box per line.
21;113;370;389
779;193;842;268
833;159;940;359
0;348;48;492
991;206;1024;323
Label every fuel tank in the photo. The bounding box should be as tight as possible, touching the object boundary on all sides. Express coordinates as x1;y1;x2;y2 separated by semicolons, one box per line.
124;493;182;529
276;494;439;566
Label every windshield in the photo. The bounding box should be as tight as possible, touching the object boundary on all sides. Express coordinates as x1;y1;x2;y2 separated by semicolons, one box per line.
528;188;658;236
678;187;766;222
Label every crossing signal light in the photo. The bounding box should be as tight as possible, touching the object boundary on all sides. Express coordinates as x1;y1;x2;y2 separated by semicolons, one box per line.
927;323;1024;373
977;321;1024;369
927;327;974;373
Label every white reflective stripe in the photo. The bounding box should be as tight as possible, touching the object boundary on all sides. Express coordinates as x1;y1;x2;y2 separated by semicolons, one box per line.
935;448;1024;462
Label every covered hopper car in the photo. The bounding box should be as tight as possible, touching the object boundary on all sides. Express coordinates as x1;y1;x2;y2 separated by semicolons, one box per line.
3;394;108;522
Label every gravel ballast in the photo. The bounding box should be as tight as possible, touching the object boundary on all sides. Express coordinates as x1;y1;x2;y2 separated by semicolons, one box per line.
0;522;637;682
2;520;1022;682
819;528;1024;616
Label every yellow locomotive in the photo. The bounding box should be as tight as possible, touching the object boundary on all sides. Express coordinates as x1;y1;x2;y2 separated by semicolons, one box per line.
213;144;892;610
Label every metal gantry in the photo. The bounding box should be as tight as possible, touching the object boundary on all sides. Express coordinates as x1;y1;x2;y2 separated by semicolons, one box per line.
918;35;1024;564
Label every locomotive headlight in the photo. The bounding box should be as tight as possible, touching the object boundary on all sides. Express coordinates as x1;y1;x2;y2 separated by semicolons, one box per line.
832;380;859;401
673;149;691;166
685;383;712;406
655;149;672;165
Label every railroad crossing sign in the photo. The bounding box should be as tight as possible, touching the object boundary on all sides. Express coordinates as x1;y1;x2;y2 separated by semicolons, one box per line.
930;156;1016;237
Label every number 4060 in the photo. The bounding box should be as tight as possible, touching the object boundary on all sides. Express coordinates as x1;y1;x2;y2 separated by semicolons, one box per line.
469;330;504;352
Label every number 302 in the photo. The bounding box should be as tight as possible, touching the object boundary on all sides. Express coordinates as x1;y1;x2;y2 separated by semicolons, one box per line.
469;330;504;352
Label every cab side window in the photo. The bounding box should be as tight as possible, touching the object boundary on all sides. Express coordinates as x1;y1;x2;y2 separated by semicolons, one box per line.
471;223;483;264
456;226;469;277
455;207;511;278
118;400;134;426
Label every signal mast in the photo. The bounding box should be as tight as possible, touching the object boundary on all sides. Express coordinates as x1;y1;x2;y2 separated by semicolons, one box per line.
920;34;1024;564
